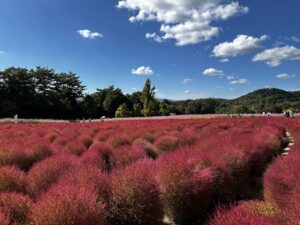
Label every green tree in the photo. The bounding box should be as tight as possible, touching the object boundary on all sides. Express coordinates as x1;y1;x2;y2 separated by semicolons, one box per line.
141;79;159;117
115;103;131;118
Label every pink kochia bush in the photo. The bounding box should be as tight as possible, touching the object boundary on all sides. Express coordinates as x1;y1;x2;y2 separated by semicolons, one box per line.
157;149;214;224
30;184;106;225
0;192;33;225
57;165;110;202
154;135;179;152
0;143;26;168
26;154;79;198
0;212;10;225
264;155;300;208
81;142;115;172
23;139;53;170
0;166;26;193
209;201;277;225
108;160;163;225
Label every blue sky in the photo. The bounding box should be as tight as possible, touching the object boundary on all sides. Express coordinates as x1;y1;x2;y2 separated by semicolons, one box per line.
0;0;300;100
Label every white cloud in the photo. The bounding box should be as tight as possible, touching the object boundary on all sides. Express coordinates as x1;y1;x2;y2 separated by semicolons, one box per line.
219;58;229;63
182;78;193;84
132;66;154;76
253;46;300;67
276;73;296;79
229;78;248;85
78;29;103;39
117;0;248;46
212;34;268;58
226;75;235;80
203;68;224;76
146;33;163;43
290;36;300;43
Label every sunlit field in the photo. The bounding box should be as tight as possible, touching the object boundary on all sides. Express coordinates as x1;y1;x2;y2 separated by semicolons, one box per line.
0;117;299;225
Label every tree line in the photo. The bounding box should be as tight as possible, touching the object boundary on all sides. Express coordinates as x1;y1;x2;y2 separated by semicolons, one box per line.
1;67;299;119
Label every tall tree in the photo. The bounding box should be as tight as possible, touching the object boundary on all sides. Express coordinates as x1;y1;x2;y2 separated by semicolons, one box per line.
141;79;159;117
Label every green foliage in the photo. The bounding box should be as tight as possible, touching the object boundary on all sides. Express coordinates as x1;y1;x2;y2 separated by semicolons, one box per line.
115;103;131;118
1;66;299;119
141;79;159;117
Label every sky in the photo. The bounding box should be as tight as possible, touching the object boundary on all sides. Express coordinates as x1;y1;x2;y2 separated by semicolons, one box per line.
0;0;300;100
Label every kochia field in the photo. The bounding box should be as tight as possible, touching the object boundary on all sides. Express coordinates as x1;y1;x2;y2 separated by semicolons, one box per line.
0;117;299;225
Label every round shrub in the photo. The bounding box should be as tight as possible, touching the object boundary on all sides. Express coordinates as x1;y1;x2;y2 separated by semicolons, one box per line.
108;136;131;149
44;131;59;143
27;155;79;198
0;212;10;225
108;160;163;225
0;144;26;168
81;142;115;172
62;141;87;156
30;184;106;225
57;165;110;202
112;145;145;169
0;166;26;193
209;201;277;225
278;185;300;225
0;192;33;224
79;134;93;148
154;135;179;152
24;139;53;170
264;155;300;207
132;138;159;159
157;150;214;224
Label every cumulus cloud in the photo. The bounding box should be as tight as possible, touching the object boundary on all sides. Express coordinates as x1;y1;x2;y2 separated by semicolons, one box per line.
203;68;224;76
290;36;300;43
212;34;268;58
229;78;248;85
117;0;249;46
276;73;296;79
132;66;154;76
253;46;300;67
219;58;229;63
182;78;193;84
226;75;235;80
146;33;163;43
78;29;103;39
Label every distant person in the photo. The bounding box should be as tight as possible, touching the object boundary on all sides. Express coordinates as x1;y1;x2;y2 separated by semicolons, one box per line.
101;116;106;122
267;112;271;117
14;114;18;124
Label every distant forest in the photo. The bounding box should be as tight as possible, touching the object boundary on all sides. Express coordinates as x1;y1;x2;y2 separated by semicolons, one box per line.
1;67;300;119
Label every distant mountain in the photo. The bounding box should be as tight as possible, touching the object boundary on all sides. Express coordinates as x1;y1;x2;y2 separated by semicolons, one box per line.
164;88;300;114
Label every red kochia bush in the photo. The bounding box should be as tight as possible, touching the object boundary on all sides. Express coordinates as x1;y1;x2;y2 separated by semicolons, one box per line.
0;192;33;224
108;160;163;225
79;134;94;148
112;145;146;169
81;142;115;172
0;166;26;193
30;184;106;225
26;155;79;198
157;150;214;224
132;138;159;159
0;212;10;225
62;141;87;156
0;144;26;168
57;165;110;202
24;139;53;169
209;201;277;225
264;155;300;207
154;135;179;152
278;185;300;225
